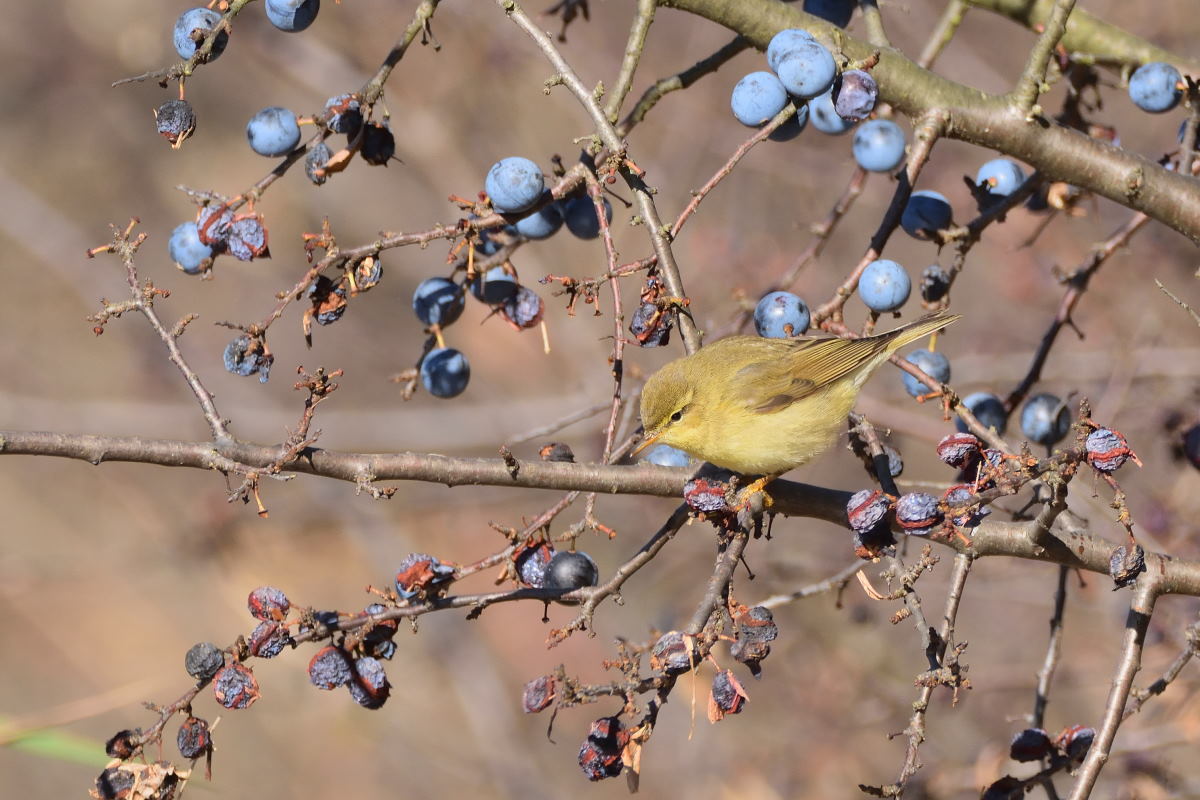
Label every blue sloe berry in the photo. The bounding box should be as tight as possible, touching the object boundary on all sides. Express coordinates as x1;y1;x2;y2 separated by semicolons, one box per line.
563;195;613;239
804;0;854;27
768;104;809;141
902;349;950;397
1010;728;1052;762
412;277;464;327
833;69;877;121
852;119;906;172
774;40;838;99
501;286;545;330
265;0;320;33
173;8;228;61
1020;393;1070;447
754;290;810;337
859;259;911;312
808;87;854;135
514;195;563;239
956;392;1008;436
730;71;789;126
486;157;544;213
901;190;953;240
767;29;815;72
1128;62;1183;113
168;222;213;275
420;348;470;398
975;158;1026;198
469;266;519;304
544;551;599;592
246;107;301;157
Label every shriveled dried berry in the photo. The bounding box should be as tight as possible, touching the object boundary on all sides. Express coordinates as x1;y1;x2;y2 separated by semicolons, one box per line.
361;603;399;660
1009;727;1052;762
577;716;629;781
305;141;331;185
500;286;545;330
522;674;557;713
708;669;748;720
350;255;382;293
347;656;390;709
223;334;272;383
247;586;290;621
196;203;233;248
981;776;1023;800
1086;428;1137;473
184;642;224;682
1183;424;1200;470
248;620;291;658
306;276;348;326
226;214;269;261
895;492;943;535
212;663;260;709
846;489;892;535
920;264;950;303
651;631;696;675
1055;724;1095;761
683;476;729;514
937;433;981;468
629;301;673;347
94;766;135;799
514;540;555;588
1109;544;1145;589
735;606;778;643
323;93;362;135
155;99;196;149
105;728;140;759
942;483;991;528
361;121;396;165
394;553;456;599
308;645;353;690
538;442;575;462
176;716;211;760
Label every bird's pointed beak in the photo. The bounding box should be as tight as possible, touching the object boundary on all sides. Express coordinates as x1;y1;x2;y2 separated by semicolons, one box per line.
631;428;663;458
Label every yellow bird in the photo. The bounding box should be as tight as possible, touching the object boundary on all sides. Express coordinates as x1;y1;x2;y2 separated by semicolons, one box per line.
636;313;959;476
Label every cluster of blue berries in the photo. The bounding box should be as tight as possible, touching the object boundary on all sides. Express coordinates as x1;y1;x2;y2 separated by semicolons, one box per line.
731;29;900;172
172;1;320;63
169;202;269;277
485;156;612;241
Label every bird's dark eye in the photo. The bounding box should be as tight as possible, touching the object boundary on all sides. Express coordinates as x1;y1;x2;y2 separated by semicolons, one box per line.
670;410;683;422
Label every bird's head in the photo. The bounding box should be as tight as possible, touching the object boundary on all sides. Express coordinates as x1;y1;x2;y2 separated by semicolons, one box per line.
635;360;700;458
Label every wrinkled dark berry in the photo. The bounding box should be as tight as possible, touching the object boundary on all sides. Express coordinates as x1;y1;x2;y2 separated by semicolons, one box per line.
223;334;272;383
1086;428;1136;473
920;265;950;303
846;489;892;535
895;492;943;535
1055;724;1095;761
176;716;211;760
683;476;729;513
323;93;362;135
736;606;778;643
937;433;982;468
1009;727;1052;762
347;656;390;709
105;728;140;759
522;675;556;713
305;141;331;185
629;301;673;347
577;717;629;781
184;642;224;682
226;214;269;261
95;766;135;800
155;100;196;149
248;620;291;658
544;551;599;592
651;631;695;675
1183;424;1200;470
306;276;348;325
981;776;1023;800
501;286;545;330
212;663;260;709
1109;544;1145;589
196;203;233;248
361;603;399;660
395;553;456;599
248;585;290;621
514;540;555;588
350;255;382;292
709;669;747;718
308;645;353;690
538;442;575;462
361;122;395;165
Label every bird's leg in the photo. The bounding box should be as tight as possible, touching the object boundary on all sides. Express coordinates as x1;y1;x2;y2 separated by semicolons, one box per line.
732;474;777;512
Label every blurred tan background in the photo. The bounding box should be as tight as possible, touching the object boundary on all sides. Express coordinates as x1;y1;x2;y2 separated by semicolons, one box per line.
1;0;1199;797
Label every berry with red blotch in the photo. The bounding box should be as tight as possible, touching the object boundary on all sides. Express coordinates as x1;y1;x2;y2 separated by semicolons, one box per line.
308;645;353;690
196;203;233;248
846;489;891;535
708;669;748;720
1109;543;1145;589
105;729;140;760
247;586;290;621
500;286;545;330
1086;428;1139;473
895;492;943;536
394;553;456;599
347;656;390;709
937;433;982;468
212;663;260;709
651;631;695;676
226;213;269;261
577;717;630;781
248;620;290;658
176;716;212;760
514;540;555;588
1055;725;1096;762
